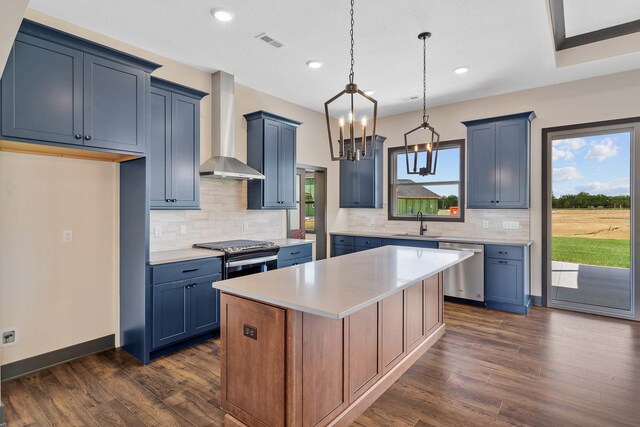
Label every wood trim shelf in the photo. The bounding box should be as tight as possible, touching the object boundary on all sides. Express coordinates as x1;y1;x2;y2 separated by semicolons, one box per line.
0;140;141;162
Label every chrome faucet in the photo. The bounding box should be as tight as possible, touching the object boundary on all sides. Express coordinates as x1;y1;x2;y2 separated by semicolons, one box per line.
417;211;428;236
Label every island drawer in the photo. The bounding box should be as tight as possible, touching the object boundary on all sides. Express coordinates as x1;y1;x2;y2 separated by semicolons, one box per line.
485;245;524;261
355;236;381;248
151;258;222;285
278;244;312;262
331;235;355;246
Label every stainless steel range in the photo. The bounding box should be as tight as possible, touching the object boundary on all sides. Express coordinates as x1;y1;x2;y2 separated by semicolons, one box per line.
193;239;279;279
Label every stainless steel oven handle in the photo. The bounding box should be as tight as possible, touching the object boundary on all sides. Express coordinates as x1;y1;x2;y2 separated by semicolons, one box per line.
225;255;278;268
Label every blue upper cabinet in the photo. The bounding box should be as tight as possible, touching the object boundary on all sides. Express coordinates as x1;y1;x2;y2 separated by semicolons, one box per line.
340;136;385;208
0;20;160;154
1;33;84;145
245;111;302;210
150;77;207;210
82;54;145;152
463;112;534;209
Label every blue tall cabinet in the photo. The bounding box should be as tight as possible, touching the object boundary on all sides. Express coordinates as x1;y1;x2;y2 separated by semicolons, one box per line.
463;112;534;209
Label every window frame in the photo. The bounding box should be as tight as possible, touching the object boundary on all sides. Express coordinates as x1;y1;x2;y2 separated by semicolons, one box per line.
387;138;466;222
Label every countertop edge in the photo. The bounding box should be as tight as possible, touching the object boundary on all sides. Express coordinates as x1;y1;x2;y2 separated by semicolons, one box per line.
329;231;532;247
148;249;225;265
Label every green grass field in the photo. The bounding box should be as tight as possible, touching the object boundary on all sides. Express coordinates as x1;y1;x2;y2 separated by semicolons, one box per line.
552;237;631;268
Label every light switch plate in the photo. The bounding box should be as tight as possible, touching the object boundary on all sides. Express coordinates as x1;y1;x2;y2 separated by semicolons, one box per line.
62;230;73;243
482;220;489;229
179;224;187;235
502;221;520;230
243;221;249;231
154;226;162;238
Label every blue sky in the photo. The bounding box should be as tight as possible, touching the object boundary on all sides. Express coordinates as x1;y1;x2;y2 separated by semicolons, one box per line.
552;132;630;196
396;146;460;197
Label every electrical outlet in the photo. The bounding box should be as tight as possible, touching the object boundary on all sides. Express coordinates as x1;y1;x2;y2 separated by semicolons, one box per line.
482;220;489;229
62;230;73;243
179;224;187;235
243;221;249;231
502;221;520;230
1;328;17;347
154;225;162;238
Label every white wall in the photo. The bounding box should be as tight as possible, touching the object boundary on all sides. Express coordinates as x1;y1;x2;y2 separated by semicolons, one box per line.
360;69;640;297
0;153;119;365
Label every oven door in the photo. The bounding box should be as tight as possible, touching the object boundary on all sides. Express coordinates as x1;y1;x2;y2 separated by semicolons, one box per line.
225;255;278;279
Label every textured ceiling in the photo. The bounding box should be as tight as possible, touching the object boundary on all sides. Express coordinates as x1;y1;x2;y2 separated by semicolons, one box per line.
28;0;640;117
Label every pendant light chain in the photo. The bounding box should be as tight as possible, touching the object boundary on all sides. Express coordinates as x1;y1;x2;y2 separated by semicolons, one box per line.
422;34;427;124
349;0;355;84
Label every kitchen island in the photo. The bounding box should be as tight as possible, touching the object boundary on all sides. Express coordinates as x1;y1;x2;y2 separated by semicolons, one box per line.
213;245;472;427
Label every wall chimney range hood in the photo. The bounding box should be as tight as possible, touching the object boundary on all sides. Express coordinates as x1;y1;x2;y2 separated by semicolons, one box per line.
200;71;265;180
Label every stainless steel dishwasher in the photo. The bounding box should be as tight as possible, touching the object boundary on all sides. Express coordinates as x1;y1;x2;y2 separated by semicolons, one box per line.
438;242;485;302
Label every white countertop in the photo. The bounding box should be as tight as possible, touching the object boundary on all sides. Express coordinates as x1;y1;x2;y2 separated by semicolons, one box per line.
272;238;314;247
331;231;532;247
214;246;473;319
149;248;224;265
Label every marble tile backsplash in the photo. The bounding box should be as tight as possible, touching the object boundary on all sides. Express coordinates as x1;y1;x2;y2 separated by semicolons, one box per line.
150;179;286;252
345;206;530;241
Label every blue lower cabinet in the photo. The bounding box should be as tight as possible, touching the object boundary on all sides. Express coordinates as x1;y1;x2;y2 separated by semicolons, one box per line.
277;243;313;268
381;238;438;249
485;245;530;314
354;236;381;252
151;271;222;351
152;280;190;349
190;277;221;334
331;244;355;257
278;256;313;269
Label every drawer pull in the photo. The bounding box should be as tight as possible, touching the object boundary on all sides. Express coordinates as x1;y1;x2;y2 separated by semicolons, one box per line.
291;251;301;255
182;268;199;273
498;251;508;254
498;261;508;264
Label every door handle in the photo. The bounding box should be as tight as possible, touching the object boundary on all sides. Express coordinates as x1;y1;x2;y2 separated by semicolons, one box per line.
75;134;82;139
84;135;92;141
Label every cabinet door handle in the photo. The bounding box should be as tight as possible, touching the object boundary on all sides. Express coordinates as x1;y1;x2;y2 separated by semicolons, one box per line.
75;134;82;139
166;198;171;202
182;268;199;273
498;261;508;264
84;135;92;141
491;200;495;203
496;200;500;204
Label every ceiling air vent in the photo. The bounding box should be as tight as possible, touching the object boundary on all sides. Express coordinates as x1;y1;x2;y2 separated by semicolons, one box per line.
400;95;420;102
255;32;284;48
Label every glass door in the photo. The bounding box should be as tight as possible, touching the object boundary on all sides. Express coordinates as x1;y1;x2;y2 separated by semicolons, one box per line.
548;125;635;317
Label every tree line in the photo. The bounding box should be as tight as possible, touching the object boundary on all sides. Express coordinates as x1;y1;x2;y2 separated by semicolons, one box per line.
552;192;631;209
438;195;459;209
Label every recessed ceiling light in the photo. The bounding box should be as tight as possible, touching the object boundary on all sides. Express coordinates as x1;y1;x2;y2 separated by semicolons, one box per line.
364;90;375;96
454;66;469;74
306;60;323;69
211;8;234;22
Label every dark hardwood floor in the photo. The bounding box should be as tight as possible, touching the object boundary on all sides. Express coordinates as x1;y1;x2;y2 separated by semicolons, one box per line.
3;302;640;426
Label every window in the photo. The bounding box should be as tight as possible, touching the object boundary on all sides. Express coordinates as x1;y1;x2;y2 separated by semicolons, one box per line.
388;139;465;222
304;173;316;233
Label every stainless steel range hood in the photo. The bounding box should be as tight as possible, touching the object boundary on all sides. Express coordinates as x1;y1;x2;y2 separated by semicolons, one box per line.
200;71;264;180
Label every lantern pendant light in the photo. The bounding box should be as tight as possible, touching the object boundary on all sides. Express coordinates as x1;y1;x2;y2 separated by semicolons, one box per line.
404;32;440;176
325;0;378;162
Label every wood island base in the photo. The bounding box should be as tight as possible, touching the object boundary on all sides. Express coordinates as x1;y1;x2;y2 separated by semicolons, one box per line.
220;273;444;427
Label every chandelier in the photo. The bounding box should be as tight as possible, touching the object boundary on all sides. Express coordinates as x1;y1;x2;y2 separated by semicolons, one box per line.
324;0;378;162
404;32;440;176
